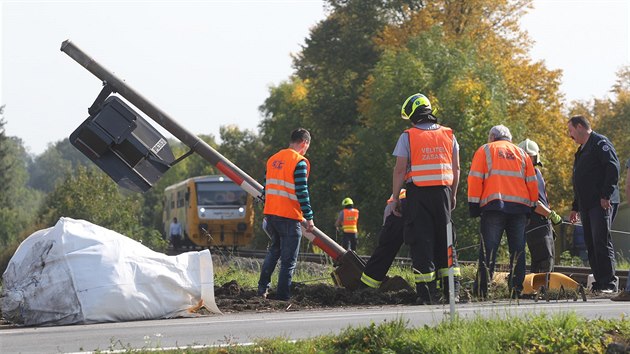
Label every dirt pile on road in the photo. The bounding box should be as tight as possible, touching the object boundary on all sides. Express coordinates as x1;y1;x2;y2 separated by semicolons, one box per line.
213;280;418;313
212;255;419;313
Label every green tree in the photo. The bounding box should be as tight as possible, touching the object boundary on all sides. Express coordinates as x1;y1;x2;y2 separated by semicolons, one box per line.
0;137;43;246
219;125;265;181
592;67;630;166
27;139;92;193
0;105;14;205
259;78;311;158
38;166;167;251
0;108;44;246
262;0;406;241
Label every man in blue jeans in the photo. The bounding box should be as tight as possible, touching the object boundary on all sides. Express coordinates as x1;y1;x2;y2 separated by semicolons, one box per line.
468;125;538;299
258;128;315;301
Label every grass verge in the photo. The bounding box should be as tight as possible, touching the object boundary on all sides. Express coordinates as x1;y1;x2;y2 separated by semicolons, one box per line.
127;312;630;353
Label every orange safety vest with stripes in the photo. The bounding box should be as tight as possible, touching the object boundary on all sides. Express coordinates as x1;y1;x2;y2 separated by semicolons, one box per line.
263;148;310;220
404;127;454;187
341;208;359;233
467;140;538;209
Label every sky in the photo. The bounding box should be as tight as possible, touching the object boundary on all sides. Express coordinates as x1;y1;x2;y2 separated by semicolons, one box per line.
1;0;629;156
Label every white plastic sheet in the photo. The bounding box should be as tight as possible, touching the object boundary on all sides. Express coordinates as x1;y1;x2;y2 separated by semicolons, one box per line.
1;217;220;326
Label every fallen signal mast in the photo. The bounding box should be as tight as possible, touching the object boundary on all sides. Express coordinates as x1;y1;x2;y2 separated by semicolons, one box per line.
60;39;378;291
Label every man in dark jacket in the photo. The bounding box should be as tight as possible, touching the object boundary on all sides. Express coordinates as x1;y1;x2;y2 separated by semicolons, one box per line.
567;115;620;293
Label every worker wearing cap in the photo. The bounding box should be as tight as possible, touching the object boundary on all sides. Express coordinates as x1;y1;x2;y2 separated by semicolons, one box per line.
518;139;562;273
335;197;359;251
390;93;460;305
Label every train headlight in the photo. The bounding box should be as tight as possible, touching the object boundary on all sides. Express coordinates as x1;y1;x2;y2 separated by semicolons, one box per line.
199;207;206;217
238;207;244;214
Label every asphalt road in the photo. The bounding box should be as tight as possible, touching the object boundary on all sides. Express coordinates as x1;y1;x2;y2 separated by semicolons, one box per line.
1;299;628;353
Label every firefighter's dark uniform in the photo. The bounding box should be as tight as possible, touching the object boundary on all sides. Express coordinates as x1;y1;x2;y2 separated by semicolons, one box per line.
571;131;620;291
526;168;555;273
360;194;406;289
360;190;461;300
400;125;457;304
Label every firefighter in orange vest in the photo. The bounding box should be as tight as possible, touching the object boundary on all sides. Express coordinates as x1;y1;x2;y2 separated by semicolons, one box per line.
335;197;359;251
390;93;460;305
468;125;538;299
257;128;314;301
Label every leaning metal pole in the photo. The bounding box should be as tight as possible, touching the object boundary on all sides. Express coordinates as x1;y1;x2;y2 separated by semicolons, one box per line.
60;40;348;262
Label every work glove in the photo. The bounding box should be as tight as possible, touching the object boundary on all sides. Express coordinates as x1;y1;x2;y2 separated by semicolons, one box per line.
548;210;562;225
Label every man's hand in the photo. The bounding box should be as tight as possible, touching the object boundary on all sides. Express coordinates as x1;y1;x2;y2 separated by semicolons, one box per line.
569;210;580;224
389;199;402;217
304;219;315;233
451;194;457;211
600;198;612;210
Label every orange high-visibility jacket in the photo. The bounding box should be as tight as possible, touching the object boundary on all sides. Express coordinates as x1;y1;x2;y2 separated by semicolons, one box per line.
467;140;538;211
341;208;359;233
405;127;454;187
263;148;310;220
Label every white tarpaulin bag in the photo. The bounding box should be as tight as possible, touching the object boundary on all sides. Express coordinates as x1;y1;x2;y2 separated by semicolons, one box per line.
1;217;220;326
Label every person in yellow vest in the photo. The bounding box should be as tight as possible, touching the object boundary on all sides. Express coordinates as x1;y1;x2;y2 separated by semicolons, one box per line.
335;197;359;251
389;93;460;305
257;128;314;301
468;125;538;299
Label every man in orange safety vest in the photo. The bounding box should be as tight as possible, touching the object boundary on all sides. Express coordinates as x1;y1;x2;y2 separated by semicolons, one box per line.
390;93;460;305
468;125;538;299
335;197;359;251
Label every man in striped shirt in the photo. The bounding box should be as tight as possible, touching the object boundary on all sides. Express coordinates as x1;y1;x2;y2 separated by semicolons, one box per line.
258;128;314;301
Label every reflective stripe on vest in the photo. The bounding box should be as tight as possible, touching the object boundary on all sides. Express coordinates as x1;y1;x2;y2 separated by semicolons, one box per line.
467;140;537;208
263;148;309;220
342;208;359;233
405;127;454;187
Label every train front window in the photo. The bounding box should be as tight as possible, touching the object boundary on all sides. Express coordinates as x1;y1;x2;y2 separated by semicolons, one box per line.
196;182;247;206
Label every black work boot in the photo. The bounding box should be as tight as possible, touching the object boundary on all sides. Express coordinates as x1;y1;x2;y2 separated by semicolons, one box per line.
416;281;438;305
